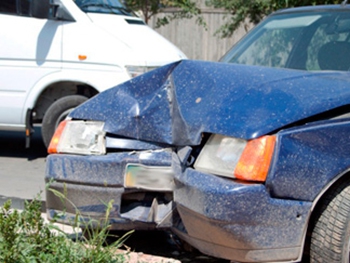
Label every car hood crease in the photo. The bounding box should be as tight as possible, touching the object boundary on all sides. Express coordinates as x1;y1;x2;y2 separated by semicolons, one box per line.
69;60;350;145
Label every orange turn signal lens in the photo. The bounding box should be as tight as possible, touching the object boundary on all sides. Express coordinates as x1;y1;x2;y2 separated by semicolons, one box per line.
234;135;276;182
78;55;87;60
47;120;68;154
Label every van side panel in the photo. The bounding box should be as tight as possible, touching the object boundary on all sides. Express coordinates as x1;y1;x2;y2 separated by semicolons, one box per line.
61;18;138;67
23;66;128;115
0;14;62;127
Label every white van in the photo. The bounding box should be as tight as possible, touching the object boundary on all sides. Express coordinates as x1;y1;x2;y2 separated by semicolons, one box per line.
0;0;186;147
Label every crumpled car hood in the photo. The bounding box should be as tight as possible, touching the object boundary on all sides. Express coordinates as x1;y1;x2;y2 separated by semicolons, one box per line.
69;60;350;145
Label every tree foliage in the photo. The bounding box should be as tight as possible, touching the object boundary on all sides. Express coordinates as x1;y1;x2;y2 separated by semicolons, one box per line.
205;0;344;37
124;0;346;38
123;0;205;27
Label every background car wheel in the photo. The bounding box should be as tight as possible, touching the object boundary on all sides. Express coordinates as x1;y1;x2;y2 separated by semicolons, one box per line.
42;95;88;148
310;180;350;263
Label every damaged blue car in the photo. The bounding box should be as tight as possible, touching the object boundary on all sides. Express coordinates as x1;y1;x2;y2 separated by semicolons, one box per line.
46;4;350;263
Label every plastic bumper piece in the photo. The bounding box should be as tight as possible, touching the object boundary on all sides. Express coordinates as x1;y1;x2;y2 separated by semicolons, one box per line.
173;155;312;262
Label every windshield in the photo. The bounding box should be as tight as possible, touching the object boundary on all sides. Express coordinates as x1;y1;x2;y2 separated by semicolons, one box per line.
74;0;135;16
221;10;350;71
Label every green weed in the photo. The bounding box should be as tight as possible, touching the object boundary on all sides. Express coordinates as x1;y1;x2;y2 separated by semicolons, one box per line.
0;192;131;263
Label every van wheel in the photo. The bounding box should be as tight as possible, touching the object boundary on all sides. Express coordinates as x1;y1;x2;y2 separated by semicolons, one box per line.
42;95;88;148
310;180;350;263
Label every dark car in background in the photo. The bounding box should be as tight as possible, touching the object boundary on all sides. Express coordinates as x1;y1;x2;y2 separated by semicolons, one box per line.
46;4;350;263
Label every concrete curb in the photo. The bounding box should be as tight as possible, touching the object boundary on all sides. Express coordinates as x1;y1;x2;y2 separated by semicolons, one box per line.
0;195;46;211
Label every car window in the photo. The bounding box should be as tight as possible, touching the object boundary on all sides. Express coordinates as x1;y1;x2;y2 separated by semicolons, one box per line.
234;27;301;68
221;11;350;72
306;20;350;70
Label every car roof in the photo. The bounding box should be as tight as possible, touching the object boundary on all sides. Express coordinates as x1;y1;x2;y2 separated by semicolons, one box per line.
273;4;350;15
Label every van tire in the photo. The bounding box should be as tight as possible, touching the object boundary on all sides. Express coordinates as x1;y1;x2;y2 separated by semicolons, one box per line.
310;180;350;263
42;95;88;148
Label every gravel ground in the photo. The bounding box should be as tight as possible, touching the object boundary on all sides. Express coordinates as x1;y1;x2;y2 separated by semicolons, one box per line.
48;216;229;263
111;230;230;263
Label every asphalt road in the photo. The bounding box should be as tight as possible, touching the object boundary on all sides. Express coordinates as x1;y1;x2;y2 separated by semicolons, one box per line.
0;127;47;205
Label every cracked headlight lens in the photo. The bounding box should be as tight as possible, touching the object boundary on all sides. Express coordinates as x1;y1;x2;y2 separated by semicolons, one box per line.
48;120;106;155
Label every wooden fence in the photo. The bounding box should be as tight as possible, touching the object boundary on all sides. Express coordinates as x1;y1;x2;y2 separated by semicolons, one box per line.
148;5;253;61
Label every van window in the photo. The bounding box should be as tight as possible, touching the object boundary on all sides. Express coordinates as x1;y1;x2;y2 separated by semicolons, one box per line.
0;0;16;14
19;0;30;16
0;0;31;16
74;0;135;16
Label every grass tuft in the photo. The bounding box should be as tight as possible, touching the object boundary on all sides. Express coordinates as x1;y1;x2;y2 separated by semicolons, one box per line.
0;192;132;263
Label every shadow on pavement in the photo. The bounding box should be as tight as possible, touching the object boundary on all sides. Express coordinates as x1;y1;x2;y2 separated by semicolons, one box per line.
0;127;47;160
110;230;230;263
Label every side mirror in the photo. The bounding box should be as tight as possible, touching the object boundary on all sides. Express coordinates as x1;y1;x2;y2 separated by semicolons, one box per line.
32;0;51;19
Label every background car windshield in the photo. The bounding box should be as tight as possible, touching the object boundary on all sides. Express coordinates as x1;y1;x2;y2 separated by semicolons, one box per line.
74;0;135;16
221;11;350;71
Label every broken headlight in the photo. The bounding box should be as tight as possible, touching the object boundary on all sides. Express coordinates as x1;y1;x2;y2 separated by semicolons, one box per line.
48;120;106;155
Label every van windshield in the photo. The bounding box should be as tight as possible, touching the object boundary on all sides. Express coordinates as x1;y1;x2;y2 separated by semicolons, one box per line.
74;0;135;16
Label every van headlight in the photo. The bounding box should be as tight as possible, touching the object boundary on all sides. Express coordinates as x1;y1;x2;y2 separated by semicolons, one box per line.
126;66;157;78
48;120;106;155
